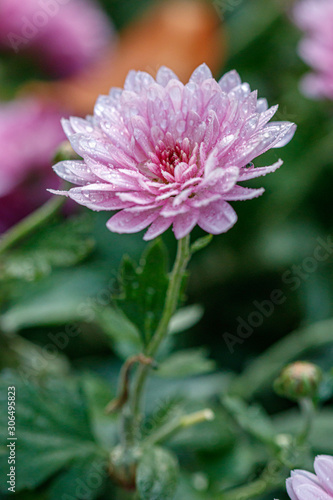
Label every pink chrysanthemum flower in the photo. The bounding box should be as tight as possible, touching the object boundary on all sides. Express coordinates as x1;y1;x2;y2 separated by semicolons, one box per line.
51;64;296;240
0;98;64;197
286;455;333;500
293;0;333;99
0;97;64;232
0;0;114;77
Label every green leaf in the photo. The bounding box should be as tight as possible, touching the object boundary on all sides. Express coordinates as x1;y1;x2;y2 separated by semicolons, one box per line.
95;306;142;359
169;305;204;334
117;239;169;345
221;396;276;447
81;373;118;450
0;372;106;492
142;397;184;438
156;349;216;378
0;214;94;282
49;456;108;500
190;234;213;254
0;268;106;332
136;446;179;500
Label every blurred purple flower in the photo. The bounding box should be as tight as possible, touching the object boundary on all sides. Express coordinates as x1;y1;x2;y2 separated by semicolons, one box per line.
0;98;65;231
287;455;333;500
0;0;115;77
293;0;333;99
51;64;296;240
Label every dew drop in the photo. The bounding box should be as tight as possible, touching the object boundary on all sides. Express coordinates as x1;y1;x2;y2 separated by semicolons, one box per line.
176;120;186;134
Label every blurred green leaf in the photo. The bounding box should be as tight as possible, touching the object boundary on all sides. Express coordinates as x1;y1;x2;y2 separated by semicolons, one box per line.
142;397;184;439
0;332;69;376
230;318;333;400
177;473;209;500
81;374;117;450
136;446;179;500
273;408;333;455
95;306;142;359
190;235;213;255
0;268;105;332
169;305;204;335
0;214;94;282
221;396;276;447
0;372;106;492
49;456;108;500
117;239;169;345
170;408;234;454
156;349;216;378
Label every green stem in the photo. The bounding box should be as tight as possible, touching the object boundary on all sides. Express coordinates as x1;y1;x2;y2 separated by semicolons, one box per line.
0;195;65;256
219;478;275;500
218;461;284;500
130;235;191;418
146;409;215;446
296;398;315;446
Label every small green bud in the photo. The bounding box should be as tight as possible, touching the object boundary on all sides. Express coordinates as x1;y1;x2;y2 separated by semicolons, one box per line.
53;140;80;163
274;361;322;401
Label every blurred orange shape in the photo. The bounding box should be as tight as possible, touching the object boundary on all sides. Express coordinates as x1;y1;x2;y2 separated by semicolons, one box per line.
27;0;226;115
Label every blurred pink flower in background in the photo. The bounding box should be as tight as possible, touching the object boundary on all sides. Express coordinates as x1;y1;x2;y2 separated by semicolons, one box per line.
0;0;115;77
293;0;333;99
286;455;333;500
0;98;65;232
51;64;296;241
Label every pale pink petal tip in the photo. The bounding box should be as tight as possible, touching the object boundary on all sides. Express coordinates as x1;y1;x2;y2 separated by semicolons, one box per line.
50;63;296;239
293;0;333;100
286;454;333;499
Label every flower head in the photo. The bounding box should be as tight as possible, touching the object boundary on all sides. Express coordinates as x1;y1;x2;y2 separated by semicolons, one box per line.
0;97;64;231
293;0;333;99
0;98;64;197
0;0;114;77
287;455;333;500
51;64;296;240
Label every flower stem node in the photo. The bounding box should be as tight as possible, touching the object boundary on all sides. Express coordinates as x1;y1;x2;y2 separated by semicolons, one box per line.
274;361;322;401
109;444;142;491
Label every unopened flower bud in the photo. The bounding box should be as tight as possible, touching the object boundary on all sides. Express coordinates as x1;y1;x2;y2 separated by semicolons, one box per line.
53;140;80;164
274;361;322;401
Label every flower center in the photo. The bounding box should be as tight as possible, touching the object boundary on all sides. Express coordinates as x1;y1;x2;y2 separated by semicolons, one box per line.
156;143;190;174
146;137;199;184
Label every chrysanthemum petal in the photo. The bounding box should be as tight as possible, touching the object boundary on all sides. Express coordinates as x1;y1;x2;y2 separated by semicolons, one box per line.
156;66;180;86
117;191;156;205
124;70;155;93
67;184;133;210
223;186;265;200
107;207;159;234
143;216;174;241
256;98;269;113
239;160;283;180
53;160;100;185
271;122;297;148
294;483;333;500
190;63;213;84
314;455;333;495
198;199;237;234
218;70;242;93
286;478;299;500
173;211;199;239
